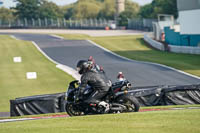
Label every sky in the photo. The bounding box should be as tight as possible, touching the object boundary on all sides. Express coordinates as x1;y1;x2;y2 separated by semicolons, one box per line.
0;0;153;8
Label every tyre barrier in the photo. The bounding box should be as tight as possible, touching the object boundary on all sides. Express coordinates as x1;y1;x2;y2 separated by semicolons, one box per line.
10;84;200;116
10;93;65;117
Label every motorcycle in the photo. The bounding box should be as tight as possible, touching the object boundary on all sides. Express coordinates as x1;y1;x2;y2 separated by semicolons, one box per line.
65;79;140;116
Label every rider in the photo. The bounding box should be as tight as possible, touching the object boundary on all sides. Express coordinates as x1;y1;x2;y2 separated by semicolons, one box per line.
88;56;105;73
76;59;110;111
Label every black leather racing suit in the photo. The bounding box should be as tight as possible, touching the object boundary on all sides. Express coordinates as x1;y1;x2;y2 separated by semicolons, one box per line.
79;69;110;104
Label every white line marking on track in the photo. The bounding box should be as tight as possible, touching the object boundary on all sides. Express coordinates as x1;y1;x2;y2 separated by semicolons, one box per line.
0;114;69;123
10;35;19;40
31;41;80;80
0;118;36;123
50;34;64;39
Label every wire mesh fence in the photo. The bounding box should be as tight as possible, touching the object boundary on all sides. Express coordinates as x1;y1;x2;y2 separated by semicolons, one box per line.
128;18;157;31
0;18;156;30
0;18;113;29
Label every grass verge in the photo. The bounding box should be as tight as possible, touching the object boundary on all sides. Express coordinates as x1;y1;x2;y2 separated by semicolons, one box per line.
0;35;74;112
58;34;200;77
1;109;200;133
1;104;200;119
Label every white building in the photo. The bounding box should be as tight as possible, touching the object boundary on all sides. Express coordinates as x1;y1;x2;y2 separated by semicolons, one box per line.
177;0;200;35
164;0;200;47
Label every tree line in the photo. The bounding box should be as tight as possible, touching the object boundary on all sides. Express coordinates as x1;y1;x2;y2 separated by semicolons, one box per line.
0;0;177;26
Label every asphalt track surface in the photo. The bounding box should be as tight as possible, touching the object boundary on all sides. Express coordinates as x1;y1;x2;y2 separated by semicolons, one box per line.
2;33;200;86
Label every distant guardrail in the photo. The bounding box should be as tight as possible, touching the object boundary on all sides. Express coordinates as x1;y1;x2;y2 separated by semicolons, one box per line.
144;34;165;51
0;18;113;29
128;18;157;31
144;34;200;55
169;45;200;54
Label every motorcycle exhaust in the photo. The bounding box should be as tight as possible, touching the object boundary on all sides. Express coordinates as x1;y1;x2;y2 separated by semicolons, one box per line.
110;103;126;111
110;107;123;111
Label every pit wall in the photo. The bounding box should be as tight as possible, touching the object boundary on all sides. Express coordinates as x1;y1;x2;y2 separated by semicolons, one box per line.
164;27;200;47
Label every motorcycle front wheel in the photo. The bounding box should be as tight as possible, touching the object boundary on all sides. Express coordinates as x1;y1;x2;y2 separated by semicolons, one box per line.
116;95;140;112
65;102;83;116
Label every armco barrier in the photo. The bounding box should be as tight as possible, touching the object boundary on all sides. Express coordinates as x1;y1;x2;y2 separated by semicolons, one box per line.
144;34;200;54
169;45;200;54
144;34;165;51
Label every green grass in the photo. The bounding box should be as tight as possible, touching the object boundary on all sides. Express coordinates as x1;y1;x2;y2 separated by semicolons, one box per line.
0;35;74;112
1;109;200;133
141;104;200;109
59;34;200;77
1;104;199;120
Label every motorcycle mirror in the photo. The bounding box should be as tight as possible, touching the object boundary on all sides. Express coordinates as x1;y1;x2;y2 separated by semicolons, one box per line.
127;83;131;88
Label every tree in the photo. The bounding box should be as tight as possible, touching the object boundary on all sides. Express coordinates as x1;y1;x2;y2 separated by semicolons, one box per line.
139;0;178;19
152;0;178;18
73;1;101;19
98;0;115;19
14;0;64;19
0;7;14;20
124;0;140;17
138;4;154;18
63;4;75;19
118;0;140;26
14;0;42;19
63;0;115;20
39;1;64;19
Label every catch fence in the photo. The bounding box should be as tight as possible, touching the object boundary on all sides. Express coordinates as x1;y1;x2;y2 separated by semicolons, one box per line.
128;18;157;31
0;18;156;31
0;18;113;29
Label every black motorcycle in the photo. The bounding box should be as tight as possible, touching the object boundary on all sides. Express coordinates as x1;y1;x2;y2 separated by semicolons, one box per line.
65;80;140;116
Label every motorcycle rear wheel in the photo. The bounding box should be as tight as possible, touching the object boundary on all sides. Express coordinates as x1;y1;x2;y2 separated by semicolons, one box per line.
116;95;140;112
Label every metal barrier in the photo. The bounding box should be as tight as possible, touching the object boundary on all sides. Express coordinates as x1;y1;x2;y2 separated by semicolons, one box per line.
128;18;157;31
0;18;113;29
1;17;156;30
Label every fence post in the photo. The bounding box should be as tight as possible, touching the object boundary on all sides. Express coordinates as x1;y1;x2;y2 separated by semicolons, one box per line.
38;18;41;27
80;19;83;29
85;19;87;28
75;20;78;28
45;18;48;27
90;19;93;28
57;18;60;27
32;18;35;27
103;19;107;27
94;19;97;28
9;19;11;28
127;18;130;29
17;19;20;27
69;18;72;28
24;18;27;27
99;19;102;28
63;18;66;27
50;19;53;27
